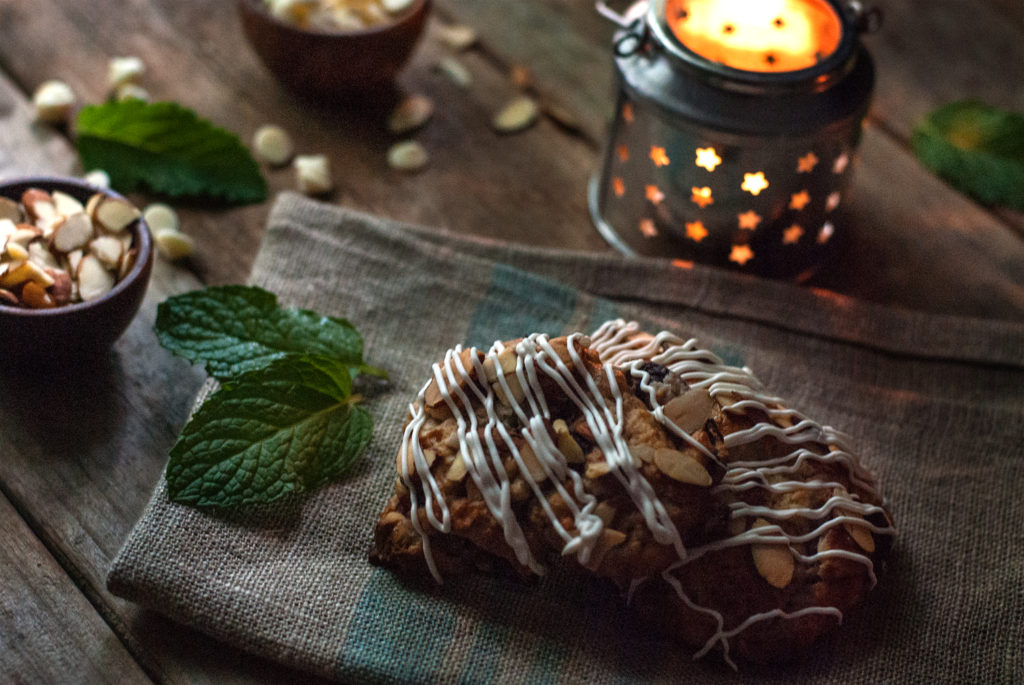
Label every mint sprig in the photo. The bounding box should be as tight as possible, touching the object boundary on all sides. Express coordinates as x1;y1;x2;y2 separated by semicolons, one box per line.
155;285;383;381
912;99;1024;210
76;100;266;204
155;286;385;509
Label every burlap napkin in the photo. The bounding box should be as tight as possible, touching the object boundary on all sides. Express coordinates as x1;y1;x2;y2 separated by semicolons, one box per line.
108;193;1024;684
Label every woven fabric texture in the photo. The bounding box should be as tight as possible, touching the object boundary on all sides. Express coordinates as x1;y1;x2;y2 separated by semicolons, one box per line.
108;193;1024;684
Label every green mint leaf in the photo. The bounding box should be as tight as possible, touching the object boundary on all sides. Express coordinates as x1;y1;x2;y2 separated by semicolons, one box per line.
912;100;1024;210
75;100;266;204
165;355;373;508
155;285;376;381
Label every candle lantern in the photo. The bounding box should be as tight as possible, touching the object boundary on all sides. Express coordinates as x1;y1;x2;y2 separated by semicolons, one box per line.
589;0;880;280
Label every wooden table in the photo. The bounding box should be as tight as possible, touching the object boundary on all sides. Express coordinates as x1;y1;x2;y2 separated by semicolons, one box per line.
1;1;1021;682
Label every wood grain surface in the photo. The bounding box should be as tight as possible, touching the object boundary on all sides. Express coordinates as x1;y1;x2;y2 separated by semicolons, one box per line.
1;0;1022;682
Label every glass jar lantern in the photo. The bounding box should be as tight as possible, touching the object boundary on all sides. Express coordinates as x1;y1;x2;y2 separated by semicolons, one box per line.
589;0;880;280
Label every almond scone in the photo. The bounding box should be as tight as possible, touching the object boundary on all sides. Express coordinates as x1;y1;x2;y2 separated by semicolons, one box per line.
370;320;895;667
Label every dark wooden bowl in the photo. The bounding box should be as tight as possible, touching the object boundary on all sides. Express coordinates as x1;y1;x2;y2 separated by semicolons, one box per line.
0;177;153;364
236;0;431;100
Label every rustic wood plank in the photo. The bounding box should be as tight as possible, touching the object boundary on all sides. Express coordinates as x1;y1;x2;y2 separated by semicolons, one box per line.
0;491;153;685
0;66;337;685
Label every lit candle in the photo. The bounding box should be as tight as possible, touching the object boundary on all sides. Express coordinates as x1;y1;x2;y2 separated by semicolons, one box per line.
666;0;843;73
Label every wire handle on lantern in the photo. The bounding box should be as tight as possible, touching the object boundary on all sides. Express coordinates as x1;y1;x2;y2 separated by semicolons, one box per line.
845;1;883;33
595;0;648;28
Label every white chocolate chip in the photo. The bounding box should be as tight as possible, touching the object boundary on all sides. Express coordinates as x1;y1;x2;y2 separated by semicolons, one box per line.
492;96;539;134
32;80;75;124
253;124;295;166
107;56;146;90
142;203;179;233
386;140;429;172
154;228;195;260
294;154;333;195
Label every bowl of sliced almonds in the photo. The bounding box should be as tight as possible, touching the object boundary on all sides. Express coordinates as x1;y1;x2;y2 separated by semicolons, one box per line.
237;0;431;99
0;177;153;362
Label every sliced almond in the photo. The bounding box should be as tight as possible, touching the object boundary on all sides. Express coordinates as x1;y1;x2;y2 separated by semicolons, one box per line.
0;218;16;240
9;225;42;246
46;268;72;306
663;388;715;434
28;241;59;270
492;372;525;407
582;528;627;572
386;140;429;172
90;195;140;233
107;56;146;90
382;0;415;13
387;94;434;134
117;247;139;281
66;249;83;275
751;518;795;589
844;520;876;553
19;281;54;309
51;190;85;217
0;288;17;306
482;347;517;382
629;443;655;464
5;241;28;261
553;419;584;463
21;189;56;224
52;213;95;252
155;228;195;260
294;154;333;195
89;235;124;269
445;452;468;482
142;204;179;233
76;254;115;302
0;260;55;289
493;96;539;134
32;80;75;124
436;23;477;51
0;197;23;223
585;459;610;479
653;447;712;486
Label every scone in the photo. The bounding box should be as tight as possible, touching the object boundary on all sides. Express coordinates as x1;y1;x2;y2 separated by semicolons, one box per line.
370;319;895;667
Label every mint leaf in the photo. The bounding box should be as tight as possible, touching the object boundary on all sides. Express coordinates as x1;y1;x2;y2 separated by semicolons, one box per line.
75;100;266;204
912;100;1024;210
166;355;373;508
155;285;381;381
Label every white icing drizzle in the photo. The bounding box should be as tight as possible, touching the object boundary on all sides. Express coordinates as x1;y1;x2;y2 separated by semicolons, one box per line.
398;319;895;664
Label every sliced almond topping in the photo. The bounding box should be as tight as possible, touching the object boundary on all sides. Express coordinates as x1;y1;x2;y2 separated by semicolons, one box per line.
445;452;468;482
492;96;539;134
585;459;610;479
518;442;547;482
653;447;712;486
663;388;715;434
492;373;525;407
0;288;17;306
553;418;584;463
76;254;115;302
91;195;141;233
751;518;795;589
629;443;655;464
844;520;876;553
582;528;627;572
51;212;95;252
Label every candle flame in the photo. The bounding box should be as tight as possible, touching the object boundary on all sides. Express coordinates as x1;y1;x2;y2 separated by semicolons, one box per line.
667;0;842;73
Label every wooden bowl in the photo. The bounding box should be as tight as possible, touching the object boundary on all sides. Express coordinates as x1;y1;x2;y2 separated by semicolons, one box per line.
0;177;153;364
236;0;431;99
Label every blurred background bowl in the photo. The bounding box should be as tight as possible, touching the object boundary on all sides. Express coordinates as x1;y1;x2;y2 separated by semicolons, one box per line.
237;0;431;100
0;176;153;364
